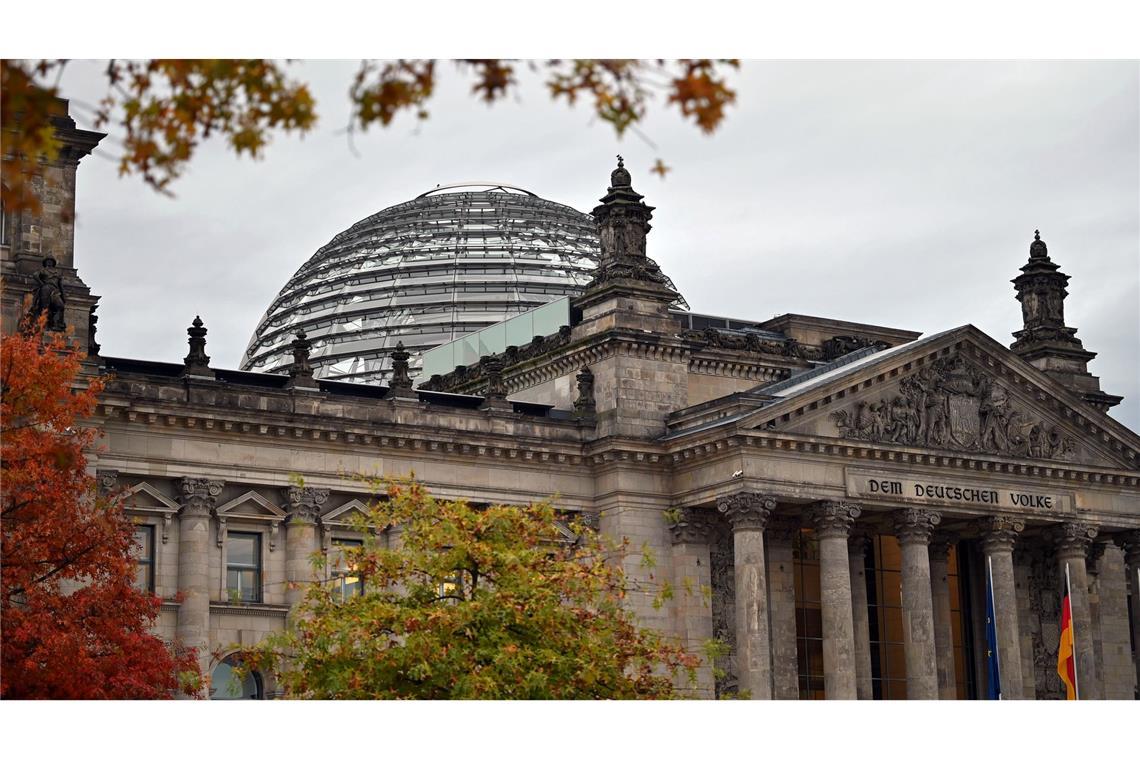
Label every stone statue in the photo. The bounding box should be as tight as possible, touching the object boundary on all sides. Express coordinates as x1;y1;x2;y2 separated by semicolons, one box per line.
28;256;67;331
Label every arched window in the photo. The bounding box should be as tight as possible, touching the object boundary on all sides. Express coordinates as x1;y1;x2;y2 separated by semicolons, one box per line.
209;655;263;700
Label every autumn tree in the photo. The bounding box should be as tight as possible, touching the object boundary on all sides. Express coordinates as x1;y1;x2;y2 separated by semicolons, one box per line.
0;317;201;698
241;479;698;699
1;59;739;215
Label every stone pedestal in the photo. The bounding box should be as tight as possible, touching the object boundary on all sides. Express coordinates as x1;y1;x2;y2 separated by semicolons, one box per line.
893;508;941;700
766;516;800;700
1053;521;1101;699
718;493;775;700
979;517;1025;699
807;501;860;700
669;509;715;697
176;477;223;690
929;531;959;700
848;531;874;700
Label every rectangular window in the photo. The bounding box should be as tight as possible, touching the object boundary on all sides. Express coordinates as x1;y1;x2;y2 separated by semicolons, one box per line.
330;538;363;601
132;525;155;593
226;532;262;603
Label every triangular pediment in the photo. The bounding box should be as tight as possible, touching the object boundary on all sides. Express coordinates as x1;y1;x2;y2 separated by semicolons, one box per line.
216;491;287;520
124;482;180;515
321;499;371;527
739;325;1140;469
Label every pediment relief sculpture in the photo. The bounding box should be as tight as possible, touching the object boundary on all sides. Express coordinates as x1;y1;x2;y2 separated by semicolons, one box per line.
831;355;1076;461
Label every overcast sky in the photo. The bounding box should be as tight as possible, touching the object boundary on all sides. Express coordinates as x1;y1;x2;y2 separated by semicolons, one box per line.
55;60;1139;430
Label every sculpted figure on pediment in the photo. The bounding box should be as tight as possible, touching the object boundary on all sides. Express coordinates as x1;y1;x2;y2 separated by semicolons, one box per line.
831;356;1076;461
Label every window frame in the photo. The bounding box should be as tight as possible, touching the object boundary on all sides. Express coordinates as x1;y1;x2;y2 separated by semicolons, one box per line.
132;523;156;594
329;536;364;601
225;531;263;604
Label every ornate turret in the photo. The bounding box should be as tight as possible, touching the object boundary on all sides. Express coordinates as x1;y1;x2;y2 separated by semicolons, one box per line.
578;156;678;306
1011;231;1121;412
286;329;317;389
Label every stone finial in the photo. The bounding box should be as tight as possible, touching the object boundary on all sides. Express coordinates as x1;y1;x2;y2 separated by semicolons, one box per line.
611;154;631;187
668;507;712;545
87;304;100;357
978;516;1024;555
284;485;329;524
1052;520;1098;559
573;366;596;419
178;477;224;516
183;315;211;376
717;492;776;531
806;501;861;539
1029;229;1048;259
388;340;415;398
286;329;317;389
892;508;942;545
478;355;510;411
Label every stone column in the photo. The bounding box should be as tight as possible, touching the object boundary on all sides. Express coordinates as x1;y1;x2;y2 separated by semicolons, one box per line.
1121;533;1140;696
765;515;800;700
1096;541;1137;699
176;477;223;687
283;486;329;612
668;508;715;697
848;530;874;700
893;508;941;700
807;501;861;700
929;531;960;701
1052;521;1100;699
977;517;1025;700
718;492;775;700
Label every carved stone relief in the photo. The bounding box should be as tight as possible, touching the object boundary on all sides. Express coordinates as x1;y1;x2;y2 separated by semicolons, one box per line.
1024;545;1063;699
831;355;1076;461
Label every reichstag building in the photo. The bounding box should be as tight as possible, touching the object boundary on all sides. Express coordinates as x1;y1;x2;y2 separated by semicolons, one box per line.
3;101;1138;699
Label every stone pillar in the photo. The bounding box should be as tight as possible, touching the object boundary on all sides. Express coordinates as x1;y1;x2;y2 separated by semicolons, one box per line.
848;530;874;700
807;501;861;700
1097;541;1136;699
1052;521;1100;699
1013;548;1037;698
283;486;329;612
977;517;1025;700
893;508;941;700
929;531;959;701
765;515;800;700
668;508;715;697
176;477;223;687
1121;533;1140;696
718;492;775;699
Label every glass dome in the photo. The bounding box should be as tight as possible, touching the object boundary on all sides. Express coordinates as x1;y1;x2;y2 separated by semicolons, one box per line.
240;184;601;384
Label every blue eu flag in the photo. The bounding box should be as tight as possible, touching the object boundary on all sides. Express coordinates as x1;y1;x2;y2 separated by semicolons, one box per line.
985;557;1001;700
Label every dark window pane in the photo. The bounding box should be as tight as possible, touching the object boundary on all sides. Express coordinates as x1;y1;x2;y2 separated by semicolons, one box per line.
228;533;258;566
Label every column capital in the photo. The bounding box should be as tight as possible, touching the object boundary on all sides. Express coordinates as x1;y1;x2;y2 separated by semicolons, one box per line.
284;485;330;524
978;516;1025;555
807;501;861;540
1052;520;1098;560
892;508;941;545
717;492;776;531
177;476;223;517
668;507;713;545
1114;529;1140;567
929;530;960;560
765;514;801;543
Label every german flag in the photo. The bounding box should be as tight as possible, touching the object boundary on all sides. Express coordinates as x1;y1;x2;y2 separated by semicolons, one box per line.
1057;587;1077;700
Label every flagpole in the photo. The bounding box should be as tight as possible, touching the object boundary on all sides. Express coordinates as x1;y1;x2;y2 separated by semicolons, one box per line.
988;555;1001;700
1066;561;1079;701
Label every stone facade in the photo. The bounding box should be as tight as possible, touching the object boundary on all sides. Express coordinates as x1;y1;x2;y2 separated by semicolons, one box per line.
3;107;1138;700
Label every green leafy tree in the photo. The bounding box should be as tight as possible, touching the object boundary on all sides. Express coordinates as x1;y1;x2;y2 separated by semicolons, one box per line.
241;479;699;699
